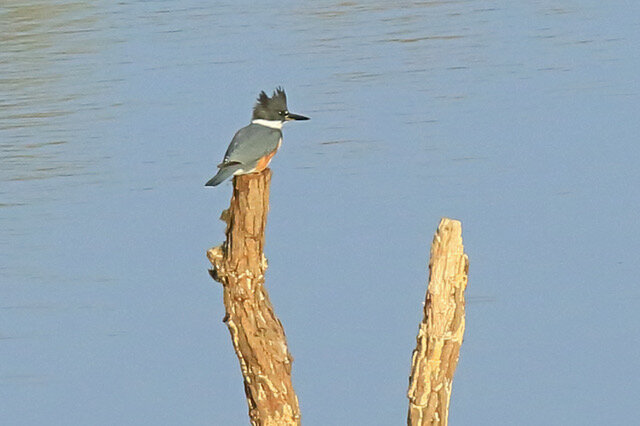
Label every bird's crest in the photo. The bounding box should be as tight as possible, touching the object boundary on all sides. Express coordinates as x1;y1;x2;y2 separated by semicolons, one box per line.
252;87;288;120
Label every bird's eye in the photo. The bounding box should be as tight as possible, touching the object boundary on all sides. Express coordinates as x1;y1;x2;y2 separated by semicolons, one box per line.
279;111;286;116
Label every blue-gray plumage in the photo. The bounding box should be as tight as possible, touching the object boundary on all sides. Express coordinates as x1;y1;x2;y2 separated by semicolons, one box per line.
205;88;309;187
223;124;282;168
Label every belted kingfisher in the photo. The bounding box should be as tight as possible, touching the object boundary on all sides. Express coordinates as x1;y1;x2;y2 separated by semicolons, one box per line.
205;87;309;187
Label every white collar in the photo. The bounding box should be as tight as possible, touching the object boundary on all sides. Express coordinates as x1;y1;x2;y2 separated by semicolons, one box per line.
251;119;283;129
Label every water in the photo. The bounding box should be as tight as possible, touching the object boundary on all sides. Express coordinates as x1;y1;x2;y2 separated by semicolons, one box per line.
1;1;639;425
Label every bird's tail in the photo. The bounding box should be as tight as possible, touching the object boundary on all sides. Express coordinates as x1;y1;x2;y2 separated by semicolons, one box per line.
204;164;242;187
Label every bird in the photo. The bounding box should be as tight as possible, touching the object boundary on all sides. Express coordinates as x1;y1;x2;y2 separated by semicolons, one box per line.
205;87;309;187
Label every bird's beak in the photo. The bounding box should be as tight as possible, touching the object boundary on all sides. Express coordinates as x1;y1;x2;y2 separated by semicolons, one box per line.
285;112;309;121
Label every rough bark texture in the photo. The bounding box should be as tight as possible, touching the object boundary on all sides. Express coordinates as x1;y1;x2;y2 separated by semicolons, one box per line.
206;169;300;426
407;218;469;426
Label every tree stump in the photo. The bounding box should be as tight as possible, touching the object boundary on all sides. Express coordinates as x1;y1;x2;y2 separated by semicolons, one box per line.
407;218;469;426
207;169;300;426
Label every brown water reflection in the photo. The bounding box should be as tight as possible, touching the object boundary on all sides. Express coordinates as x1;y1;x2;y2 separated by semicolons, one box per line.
0;1;108;183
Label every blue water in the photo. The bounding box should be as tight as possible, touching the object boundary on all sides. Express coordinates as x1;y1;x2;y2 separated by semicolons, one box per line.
2;1;639;425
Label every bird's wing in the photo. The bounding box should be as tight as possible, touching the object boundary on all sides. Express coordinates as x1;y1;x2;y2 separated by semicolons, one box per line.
219;124;282;167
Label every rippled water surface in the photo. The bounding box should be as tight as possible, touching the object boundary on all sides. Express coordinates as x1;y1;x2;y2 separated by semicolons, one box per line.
2;1;639;425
